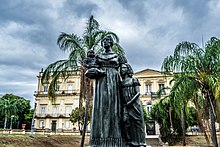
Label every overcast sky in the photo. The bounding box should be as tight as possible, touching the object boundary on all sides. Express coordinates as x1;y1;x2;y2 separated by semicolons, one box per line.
1;0;220;106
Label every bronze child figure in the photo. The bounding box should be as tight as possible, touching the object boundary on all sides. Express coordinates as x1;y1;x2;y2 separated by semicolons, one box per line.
121;63;146;147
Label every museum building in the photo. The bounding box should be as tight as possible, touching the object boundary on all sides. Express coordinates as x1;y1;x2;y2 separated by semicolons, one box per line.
34;68;173;134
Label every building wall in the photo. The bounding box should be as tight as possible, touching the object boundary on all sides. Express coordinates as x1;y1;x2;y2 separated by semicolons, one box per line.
34;70;81;132
134;69;173;135
34;68;173;134
134;69;172;105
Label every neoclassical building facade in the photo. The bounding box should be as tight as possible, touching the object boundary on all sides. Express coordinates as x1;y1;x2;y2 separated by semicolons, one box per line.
134;69;173;135
34;68;173;134
34;70;81;132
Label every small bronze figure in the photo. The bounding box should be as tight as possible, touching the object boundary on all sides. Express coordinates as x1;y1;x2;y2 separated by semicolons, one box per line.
121;63;146;147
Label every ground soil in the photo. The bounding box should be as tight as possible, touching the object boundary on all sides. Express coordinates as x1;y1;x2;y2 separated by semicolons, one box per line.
0;135;90;147
0;134;217;147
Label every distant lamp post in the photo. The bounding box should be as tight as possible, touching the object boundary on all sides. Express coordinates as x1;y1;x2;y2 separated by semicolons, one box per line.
30;102;37;137
10;115;14;130
62;122;64;133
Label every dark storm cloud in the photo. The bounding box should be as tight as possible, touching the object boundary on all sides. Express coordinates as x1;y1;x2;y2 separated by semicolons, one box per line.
0;1;45;24
61;0;98;18
0;0;65;104
173;0;209;18
118;0;147;22
0;0;64;58
1;0;220;106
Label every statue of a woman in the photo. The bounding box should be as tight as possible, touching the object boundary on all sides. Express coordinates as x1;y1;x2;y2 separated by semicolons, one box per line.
85;36;126;147
121;63;146;147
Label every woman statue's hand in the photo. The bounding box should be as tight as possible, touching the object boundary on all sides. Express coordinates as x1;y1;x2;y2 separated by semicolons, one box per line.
85;68;105;79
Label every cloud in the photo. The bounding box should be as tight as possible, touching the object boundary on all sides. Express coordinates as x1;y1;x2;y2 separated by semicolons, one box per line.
1;0;220;106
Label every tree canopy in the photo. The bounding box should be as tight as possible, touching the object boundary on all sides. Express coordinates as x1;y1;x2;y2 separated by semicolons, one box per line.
161;37;220;146
41;15;124;101
0;94;32;129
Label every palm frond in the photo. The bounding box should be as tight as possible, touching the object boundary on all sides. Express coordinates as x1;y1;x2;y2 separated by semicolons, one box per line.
57;33;83;52
41;59;78;100
69;48;87;65
41;59;78;83
83;15;100;49
161;55;175;73
174;41;201;57
85;15;100;35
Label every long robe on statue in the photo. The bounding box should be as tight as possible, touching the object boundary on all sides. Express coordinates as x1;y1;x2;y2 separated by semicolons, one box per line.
89;53;125;147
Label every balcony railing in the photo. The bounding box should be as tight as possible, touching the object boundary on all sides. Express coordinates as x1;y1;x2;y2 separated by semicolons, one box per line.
151;92;158;100
151;91;166;100
34;90;80;96
142;91;167;99
35;113;71;118
144;92;151;96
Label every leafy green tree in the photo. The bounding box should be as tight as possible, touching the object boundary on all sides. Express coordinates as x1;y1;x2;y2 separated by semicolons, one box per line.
0;94;18;129
150;96;198;145
15;98;31;129
186;106;198;127
169;74;198;146
150;98;173;143
151;74;201;145
169;75;210;144
0;94;31;129
161;37;220;147
24;109;34;130
69;106;90;133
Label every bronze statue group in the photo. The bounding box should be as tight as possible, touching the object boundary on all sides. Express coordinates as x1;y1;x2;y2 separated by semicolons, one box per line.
85;36;146;147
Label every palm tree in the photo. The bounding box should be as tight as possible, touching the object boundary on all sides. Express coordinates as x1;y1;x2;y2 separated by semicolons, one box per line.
150;96;173;144
0;94;18;129
42;15;124;146
161;37;220;147
193;93;211;145
169;74;201;146
154;74;210;145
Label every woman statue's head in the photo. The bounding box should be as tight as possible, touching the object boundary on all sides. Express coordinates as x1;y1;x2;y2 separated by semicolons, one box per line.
101;35;113;48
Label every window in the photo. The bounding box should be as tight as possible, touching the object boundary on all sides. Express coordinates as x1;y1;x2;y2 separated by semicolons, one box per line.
53;105;58;117
65;106;72;117
65;120;70;128
39;120;44;128
55;85;60;91
146;102;152;113
43;85;48;94
67;84;73;93
145;84;152;95
40;106;46;117
159;84;165;95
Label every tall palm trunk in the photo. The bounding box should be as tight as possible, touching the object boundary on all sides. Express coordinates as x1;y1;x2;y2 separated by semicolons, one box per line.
79;66;86;109
4;116;7;129
30;103;37;136
216;101;220;132
80;77;91;147
181;104;186;146
169;107;173;132
79;66;86;135
208;94;218;147
193;95;210;145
